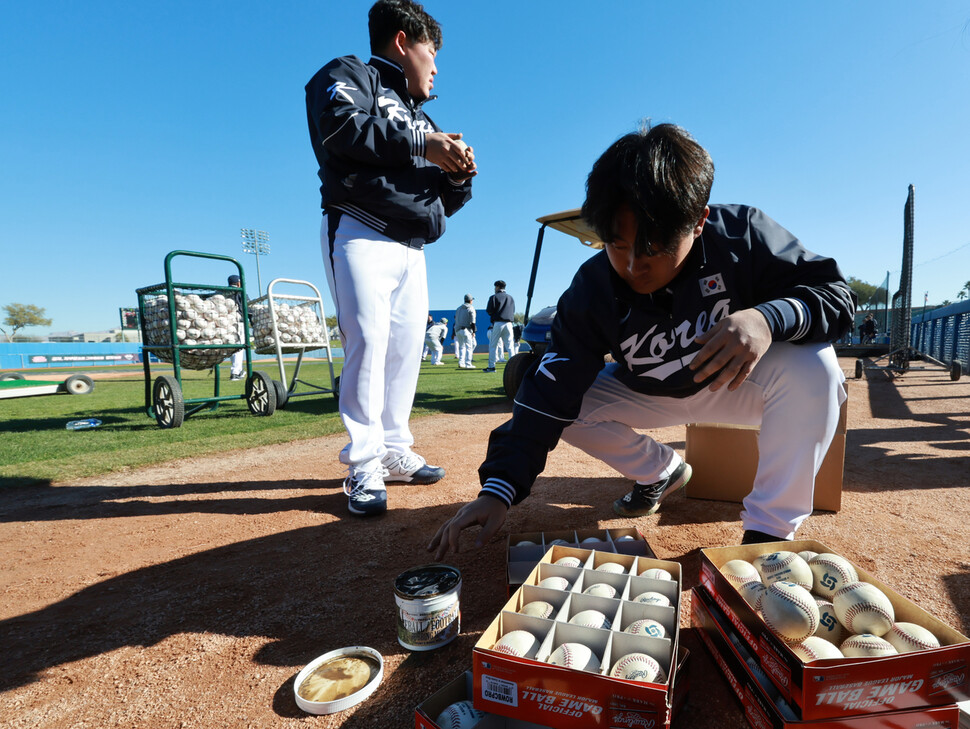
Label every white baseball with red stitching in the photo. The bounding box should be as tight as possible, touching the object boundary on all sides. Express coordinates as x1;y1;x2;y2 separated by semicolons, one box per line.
885;622;941;653
754;551;813;590
720;559;761;586
789;636;844;663
492;630;536;657
547;642;598;672
833;581;895;637
761;581;820;642
435;700;485;729
609;652;665;683
808;553;859;598
841;633;898;657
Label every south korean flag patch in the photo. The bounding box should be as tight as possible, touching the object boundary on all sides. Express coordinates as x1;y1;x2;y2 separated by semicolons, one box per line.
699;273;726;297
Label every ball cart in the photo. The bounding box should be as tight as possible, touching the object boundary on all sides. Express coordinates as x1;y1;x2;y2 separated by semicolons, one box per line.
135;250;276;428
247;277;338;408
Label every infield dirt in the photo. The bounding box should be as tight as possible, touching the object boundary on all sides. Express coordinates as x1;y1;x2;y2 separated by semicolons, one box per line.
2;357;968;728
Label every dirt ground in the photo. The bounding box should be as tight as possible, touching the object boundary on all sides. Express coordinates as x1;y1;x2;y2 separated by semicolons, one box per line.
2;356;969;728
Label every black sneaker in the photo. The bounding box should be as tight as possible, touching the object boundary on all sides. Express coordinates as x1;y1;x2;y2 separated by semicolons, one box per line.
344;469;388;516
613;461;692;517
741;529;788;545
482;367;496;373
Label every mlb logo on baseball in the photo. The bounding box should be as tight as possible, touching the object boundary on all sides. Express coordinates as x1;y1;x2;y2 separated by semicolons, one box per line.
698;273;725;297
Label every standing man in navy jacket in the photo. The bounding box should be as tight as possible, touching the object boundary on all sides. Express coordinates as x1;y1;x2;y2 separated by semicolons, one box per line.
430;123;854;557
306;0;476;516
484;280;515;373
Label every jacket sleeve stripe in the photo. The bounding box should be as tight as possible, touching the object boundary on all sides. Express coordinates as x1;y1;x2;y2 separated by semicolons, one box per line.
480;479;515;507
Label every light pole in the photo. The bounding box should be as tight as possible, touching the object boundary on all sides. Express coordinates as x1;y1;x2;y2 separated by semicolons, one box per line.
240;229;270;294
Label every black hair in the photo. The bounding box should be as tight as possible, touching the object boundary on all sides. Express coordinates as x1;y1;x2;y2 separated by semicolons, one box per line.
369;0;442;53
582;122;714;257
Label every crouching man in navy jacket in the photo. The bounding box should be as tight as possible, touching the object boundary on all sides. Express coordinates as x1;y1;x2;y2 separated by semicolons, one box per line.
430;123;854;556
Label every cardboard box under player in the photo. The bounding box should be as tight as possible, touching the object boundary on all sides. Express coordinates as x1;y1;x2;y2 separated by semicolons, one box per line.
685;386;848;512
691;586;961;729
697;539;970;721
507;528;656;592
475;546;684;729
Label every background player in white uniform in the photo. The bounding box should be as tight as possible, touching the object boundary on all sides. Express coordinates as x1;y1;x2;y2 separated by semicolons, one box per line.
429;123;854;558
305;0;475;516
454;294;476;368
425;318;448;364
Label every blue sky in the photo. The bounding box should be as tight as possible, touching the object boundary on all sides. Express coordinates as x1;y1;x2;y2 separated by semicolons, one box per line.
2;1;969;336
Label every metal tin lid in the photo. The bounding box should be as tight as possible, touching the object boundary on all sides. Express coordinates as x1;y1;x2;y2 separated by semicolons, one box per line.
293;646;383;715
393;564;461;599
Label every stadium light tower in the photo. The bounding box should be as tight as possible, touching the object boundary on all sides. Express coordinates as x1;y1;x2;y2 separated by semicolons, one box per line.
240;228;270;294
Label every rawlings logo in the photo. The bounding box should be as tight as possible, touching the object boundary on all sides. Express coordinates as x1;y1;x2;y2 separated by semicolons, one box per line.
610;711;656;728
933;671;965;690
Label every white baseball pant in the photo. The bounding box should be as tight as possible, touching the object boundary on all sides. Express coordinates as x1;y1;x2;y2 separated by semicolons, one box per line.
560;342;846;538
321;214;428;471
488;321;513;367
456;328;475;367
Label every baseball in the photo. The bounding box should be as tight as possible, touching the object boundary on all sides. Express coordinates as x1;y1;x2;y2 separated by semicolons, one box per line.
624;618;667;639
581;537;601;545
813;598;845;645
595;562;626;574
515;540;537;547
554;556;582;568
720;559;761;586
436;700;485;729
789;636;844;663
539;576;572;591
754;551;813;590
547;642;600;672
761;581;820;642
519;600;554;619
631;590;671;607
808;553;859;598
833;581;895;637
582;583;617;599
549;539;571;547
492;630;538;657
639;567;673;581
615;535;636;541
568;609;611;630
841;634;898;657
737;580;767;612
797;550;819;563
885;622;941;653
609;652;665;683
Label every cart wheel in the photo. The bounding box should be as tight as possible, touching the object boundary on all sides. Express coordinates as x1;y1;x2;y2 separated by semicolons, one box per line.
272;379;289;409
854;359;863;379
332;375;340;400
153;375;185;428
0;372;25;381
951;360;963;381
246;371;277;416
64;374;95;395
503;352;535;399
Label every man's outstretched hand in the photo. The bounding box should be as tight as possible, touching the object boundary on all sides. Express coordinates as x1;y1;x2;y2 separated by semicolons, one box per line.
428;495;508;561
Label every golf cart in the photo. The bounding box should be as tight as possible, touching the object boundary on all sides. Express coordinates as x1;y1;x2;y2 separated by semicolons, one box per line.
503;209;604;398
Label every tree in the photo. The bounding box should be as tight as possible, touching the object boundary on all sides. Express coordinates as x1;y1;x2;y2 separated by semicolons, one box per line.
1;303;52;342
846;277;886;308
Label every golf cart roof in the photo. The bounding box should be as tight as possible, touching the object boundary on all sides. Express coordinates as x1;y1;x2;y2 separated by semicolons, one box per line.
536;209;605;250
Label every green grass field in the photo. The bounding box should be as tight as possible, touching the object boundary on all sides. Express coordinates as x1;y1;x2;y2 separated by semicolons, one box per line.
0;356;507;487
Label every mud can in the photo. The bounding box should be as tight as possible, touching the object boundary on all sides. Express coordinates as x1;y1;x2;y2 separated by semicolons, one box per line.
393;563;461;651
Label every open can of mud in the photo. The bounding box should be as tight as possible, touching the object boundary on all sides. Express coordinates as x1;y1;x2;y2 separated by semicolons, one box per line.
394;563;461;651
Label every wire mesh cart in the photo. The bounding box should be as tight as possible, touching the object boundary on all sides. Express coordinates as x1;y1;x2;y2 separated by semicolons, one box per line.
248;278;337;408
135;250;276;428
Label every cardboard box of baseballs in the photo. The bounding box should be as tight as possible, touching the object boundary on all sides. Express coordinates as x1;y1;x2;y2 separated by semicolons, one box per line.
507;528;656;592
691;586;961;729
685;385;848;513
473;545;684;729
697;539;970;721
415;670;552;729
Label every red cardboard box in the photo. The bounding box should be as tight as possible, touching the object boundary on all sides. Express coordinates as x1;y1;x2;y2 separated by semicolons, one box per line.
698;540;970;721
691;586;961;729
475;546;684;728
508;528;656;592
416;671;551;729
